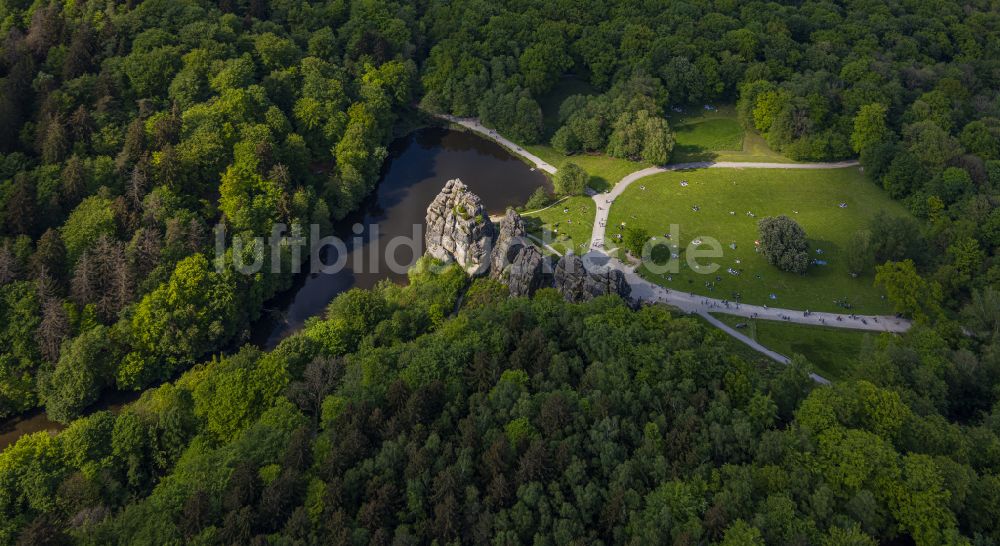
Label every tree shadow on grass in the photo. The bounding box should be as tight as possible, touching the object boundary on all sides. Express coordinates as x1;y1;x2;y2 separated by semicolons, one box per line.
522;216;560;244
670;144;720;163
646;242;676;267
588;175;612;192
522;216;543;232
806;238;839;271
803;238;857;304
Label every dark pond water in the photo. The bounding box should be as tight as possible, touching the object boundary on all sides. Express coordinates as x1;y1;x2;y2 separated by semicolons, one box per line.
0;389;140;451
1;126;549;451
252;126;550;347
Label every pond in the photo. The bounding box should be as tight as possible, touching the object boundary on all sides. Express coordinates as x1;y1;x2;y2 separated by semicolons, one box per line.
252;126;550;347
1;126;550;451
0;389;141;451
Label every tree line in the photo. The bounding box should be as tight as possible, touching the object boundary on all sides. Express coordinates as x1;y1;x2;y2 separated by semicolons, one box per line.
3;0;999;426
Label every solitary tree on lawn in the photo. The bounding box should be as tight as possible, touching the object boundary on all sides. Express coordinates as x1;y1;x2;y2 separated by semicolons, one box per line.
757;215;809;274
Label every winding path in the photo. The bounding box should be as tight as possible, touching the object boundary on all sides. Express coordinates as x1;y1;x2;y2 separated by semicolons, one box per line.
588;160;860;252
614;256;907;332
584;159;909;338
435;113;907;371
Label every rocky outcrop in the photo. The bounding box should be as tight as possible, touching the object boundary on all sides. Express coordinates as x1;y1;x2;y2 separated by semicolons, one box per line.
490;208;527;279
489;208;550;297
553;253;631;303
507;245;548;297
424;179;495;275
423;180;630;303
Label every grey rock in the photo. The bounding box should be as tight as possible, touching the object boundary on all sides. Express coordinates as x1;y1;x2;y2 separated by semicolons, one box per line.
553;253;631;303
423;180;632;304
506;246;549;297
552;254;586;301
490;208;527;279
424;179;495;276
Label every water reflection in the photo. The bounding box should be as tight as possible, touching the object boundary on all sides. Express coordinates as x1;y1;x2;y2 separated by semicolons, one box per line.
254;127;550;347
0;126;550;451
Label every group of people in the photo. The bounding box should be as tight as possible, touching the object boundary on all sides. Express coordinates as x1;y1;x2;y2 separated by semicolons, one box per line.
833;297;854;309
641;285;896;331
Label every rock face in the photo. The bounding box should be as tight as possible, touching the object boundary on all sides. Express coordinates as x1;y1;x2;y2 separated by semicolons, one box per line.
553;253;631;303
490;208;549;297
424;179;495;275
490;208;528;279
423;180;631;304
507;246;548;297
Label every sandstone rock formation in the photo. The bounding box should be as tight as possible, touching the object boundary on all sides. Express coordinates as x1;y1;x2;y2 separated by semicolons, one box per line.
490;208;528;279
553;253;631;303
506;245;548;297
424;179;495;275
423;180;630;304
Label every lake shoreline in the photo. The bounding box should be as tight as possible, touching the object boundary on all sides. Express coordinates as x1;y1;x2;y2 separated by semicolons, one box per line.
1;125;550;452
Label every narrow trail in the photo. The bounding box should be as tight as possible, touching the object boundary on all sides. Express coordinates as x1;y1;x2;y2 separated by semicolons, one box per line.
435;113;905;369
436;114;558;174
699;311;831;384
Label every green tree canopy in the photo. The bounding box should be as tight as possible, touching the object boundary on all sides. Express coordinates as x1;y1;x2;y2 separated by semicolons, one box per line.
757;215;809;274
554;162;588;196
851;103;891;154
61;196;116;266
874;259;942;323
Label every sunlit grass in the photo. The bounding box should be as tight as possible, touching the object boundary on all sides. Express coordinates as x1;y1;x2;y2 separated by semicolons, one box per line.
667;105;791;163
522;196;595;255
609;167;911;313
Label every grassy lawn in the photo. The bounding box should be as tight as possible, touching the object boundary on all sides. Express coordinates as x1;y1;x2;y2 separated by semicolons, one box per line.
674;118;743;153
710;313;879;381
670;105;743;158
523;103;789;194
608;167;912;314
526;88;794;194
667;105;792;164
525;144;650;193
522;196;595;255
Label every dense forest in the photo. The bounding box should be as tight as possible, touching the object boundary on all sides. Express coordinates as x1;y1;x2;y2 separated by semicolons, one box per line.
1;264;999;544
2;0;1000;543
2;0;1000;425
0;0;416;421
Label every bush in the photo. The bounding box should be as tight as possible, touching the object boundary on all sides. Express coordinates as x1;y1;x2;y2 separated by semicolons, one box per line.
623;227;650;258
524;186;552;210
757;215;809;273
554;162;588;196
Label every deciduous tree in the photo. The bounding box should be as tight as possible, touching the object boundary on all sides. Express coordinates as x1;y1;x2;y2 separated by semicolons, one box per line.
757;216;809;274
554;162;588;196
875;260;942;323
851;103;891;154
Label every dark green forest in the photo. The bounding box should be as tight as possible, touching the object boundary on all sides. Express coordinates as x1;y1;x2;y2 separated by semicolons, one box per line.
3;266;1000;545
2;0;1000;543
